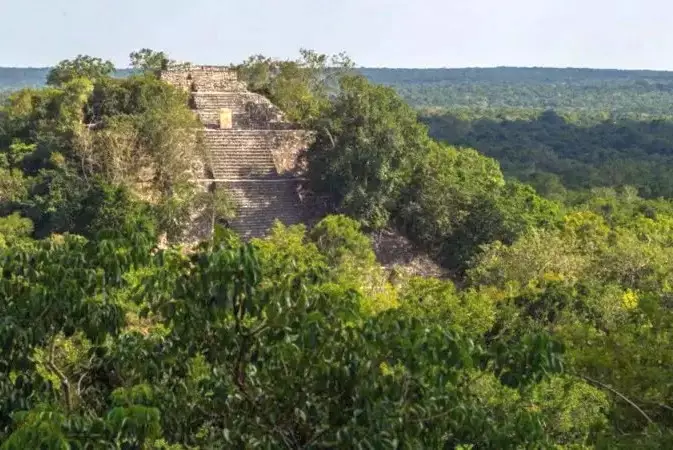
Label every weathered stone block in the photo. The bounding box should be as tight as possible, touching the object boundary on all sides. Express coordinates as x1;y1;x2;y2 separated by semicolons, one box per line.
219;109;233;129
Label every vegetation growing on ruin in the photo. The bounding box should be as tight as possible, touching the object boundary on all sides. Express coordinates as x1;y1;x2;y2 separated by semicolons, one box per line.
1;50;673;448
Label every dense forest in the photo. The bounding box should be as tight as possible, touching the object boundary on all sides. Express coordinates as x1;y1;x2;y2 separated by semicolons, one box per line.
1;51;673;448
6;66;673;114
421;109;673;199
361;67;673;115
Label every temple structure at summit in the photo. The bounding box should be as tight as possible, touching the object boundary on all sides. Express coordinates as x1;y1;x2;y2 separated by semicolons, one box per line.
161;66;313;238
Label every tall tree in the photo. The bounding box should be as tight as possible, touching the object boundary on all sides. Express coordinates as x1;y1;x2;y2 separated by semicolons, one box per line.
307;75;432;230
129;48;188;77
46;55;115;87
236;49;354;125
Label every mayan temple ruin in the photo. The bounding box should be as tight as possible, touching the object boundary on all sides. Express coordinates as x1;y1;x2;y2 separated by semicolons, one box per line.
161;66;313;239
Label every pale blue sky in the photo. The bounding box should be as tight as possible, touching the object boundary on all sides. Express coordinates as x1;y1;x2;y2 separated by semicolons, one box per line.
2;0;672;69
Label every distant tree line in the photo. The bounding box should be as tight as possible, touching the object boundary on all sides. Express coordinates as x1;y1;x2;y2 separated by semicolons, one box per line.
6;66;673;115
360;67;673;115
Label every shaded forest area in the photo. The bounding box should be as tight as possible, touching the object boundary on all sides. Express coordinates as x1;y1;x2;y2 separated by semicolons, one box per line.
422;109;673;198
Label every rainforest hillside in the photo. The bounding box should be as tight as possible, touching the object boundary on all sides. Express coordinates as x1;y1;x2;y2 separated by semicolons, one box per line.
1;50;673;448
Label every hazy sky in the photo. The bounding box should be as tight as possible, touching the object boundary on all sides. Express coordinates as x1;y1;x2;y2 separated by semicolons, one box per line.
2;0;672;69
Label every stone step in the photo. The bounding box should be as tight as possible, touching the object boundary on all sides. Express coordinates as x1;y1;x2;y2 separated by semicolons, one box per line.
203;133;298;145
218;180;304;239
198;111;297;130
194;95;286;129
192;92;284;127
203;130;308;179
203;129;304;138
209;165;275;179
203;130;280;179
204;140;279;149
192;92;270;108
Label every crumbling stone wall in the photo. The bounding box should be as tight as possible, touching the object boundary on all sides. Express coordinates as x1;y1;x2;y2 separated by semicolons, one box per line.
162;66;246;92
240;101;286;129
270;130;314;175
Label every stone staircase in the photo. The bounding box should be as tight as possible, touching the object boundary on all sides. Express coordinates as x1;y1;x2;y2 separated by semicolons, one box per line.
204;129;303;239
163;66;311;239
221;180;306;239
193;92;285;129
203;130;277;179
202;128;308;238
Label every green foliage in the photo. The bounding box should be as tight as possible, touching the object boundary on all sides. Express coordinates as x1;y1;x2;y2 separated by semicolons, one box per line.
0;228;570;448
3;53;673;448
78;179;158;241
46;55;115;87
309;214;374;265
129;48;172;76
423;109;673;198
398;276;495;335
308;75;432;229
308;75;561;272
465;190;673;442
361;67;673;115
236;49;354;125
0;52;203;242
308;215;398;314
0;169;27;204
10;66;673;116
298;66;673;446
394;143;561;272
397;143;504;267
252;221;327;281
6;140;34;168
0;212;32;241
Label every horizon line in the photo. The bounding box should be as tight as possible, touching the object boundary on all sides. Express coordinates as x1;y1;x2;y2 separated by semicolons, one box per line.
3;65;673;73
